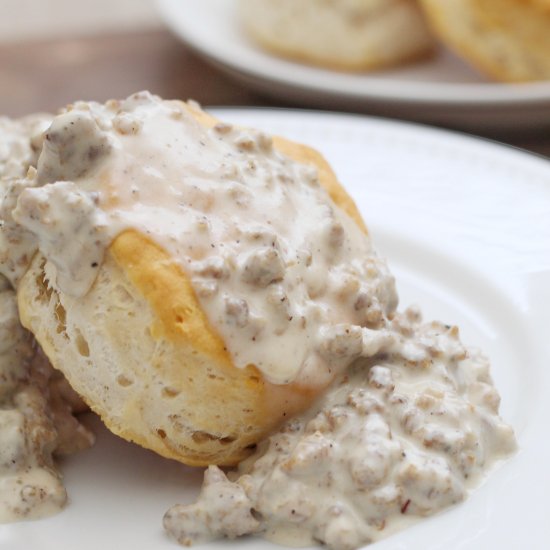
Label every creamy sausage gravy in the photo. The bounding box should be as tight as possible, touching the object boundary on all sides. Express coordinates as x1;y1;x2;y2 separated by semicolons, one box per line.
2;91;397;387
0;93;515;545
164;307;516;549
0;287;94;522
0;116;94;522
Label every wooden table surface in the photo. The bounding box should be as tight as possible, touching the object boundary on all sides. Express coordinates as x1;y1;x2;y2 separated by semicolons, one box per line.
1;29;549;159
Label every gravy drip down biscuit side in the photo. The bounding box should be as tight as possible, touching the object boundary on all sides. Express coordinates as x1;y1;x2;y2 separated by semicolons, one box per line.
0;288;94;523
0;117;94;523
0;281;65;522
7;92;398;465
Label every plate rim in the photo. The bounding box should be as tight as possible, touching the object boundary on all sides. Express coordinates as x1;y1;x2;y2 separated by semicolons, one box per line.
209;105;550;166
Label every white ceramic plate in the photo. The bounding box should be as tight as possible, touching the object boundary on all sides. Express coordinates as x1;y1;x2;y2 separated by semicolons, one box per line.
3;110;550;549
156;0;550;131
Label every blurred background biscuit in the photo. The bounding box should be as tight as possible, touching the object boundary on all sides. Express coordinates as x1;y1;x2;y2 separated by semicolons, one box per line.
419;0;550;82
239;0;435;70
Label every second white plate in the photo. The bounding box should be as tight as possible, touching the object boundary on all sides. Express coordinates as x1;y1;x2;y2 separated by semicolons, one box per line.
157;0;550;131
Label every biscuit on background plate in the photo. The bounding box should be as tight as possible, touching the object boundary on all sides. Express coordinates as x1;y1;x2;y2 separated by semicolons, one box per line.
239;0;435;70
419;0;550;82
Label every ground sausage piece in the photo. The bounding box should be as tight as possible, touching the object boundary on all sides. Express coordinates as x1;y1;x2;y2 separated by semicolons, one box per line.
241;247;285;287
163;466;260;545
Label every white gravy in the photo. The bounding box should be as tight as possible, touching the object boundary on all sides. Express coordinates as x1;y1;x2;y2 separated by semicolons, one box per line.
0;115;94;523
0;94;516;545
164;307;517;549
2;91;397;386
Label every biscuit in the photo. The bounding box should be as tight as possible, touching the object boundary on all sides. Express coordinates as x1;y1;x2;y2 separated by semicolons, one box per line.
419;0;550;82
16;103;373;466
239;0;435;70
